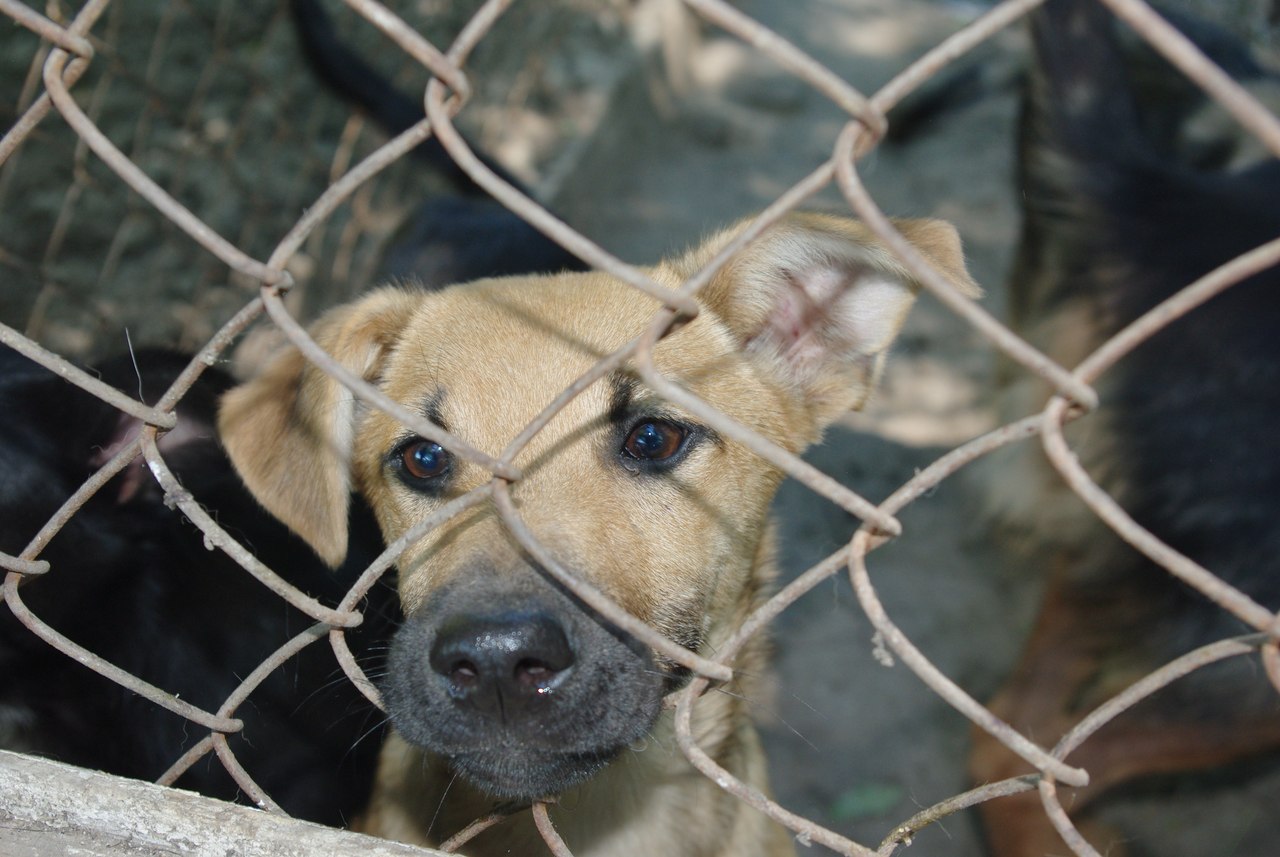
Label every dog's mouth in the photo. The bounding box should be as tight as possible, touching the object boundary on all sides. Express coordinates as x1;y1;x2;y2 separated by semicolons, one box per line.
439;741;623;801
382;585;669;801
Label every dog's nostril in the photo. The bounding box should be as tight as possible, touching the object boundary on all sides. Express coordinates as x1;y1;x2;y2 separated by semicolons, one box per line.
514;658;557;691
449;660;479;687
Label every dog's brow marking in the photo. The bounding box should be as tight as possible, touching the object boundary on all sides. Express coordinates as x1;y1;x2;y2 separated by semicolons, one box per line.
606;371;717;449
421;390;448;435
606;371;637;423
389;390;450;448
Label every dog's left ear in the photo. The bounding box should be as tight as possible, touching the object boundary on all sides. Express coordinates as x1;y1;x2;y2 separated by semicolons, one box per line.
219;288;420;567
668;212;979;432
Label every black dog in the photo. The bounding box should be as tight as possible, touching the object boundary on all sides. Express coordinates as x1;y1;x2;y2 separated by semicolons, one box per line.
970;2;1280;855
0;345;398;826
290;0;588;286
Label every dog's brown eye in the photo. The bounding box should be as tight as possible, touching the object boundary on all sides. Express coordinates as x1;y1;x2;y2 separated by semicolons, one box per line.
622;421;686;462
400;439;450;481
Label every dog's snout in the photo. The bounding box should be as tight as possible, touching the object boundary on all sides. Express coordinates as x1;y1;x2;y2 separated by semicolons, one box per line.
385;583;668;799
429;612;575;717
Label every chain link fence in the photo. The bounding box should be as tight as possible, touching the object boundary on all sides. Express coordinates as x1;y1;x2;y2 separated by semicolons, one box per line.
1;0;1278;855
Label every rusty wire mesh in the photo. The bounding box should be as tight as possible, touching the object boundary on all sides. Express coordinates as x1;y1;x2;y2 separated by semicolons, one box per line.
1;0;1278;855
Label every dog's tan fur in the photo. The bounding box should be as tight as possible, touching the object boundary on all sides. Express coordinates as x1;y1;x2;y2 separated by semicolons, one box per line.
219;213;977;856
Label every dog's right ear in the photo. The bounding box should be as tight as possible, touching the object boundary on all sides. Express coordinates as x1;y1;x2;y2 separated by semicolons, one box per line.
219;288;420;567
664;212;980;435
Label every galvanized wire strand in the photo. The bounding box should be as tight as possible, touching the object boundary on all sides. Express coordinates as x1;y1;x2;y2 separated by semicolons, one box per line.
673;673;877;856
9;433;143;578
875;0;1048;116
1038;776;1100;857
1074;234;1280;385
205;623;337;813
489;150;856;475
1052;635;1266;763
269;117;440;271
156;734;218;788
442;0;519;71
0;0;95;59
438;809;518;853
637;358;902;535
1263;640;1280;696
421;77;703;318
0;0;106;165
214;731;286;814
531;801;574;857
0;322;176;429
342;0;470;100
682;0;885;143
993;638;1269;854
666;413;1084;847
0;552;49;577
876;775;1039;856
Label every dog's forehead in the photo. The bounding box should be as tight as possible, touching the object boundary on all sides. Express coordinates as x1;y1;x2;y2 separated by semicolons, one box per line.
379;273;739;421
411;273;655;365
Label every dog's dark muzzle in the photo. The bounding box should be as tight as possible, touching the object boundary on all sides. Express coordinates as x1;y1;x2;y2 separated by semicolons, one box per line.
383;573;666;800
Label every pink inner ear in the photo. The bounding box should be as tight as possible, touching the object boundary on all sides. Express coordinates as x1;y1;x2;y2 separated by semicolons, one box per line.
754;269;844;376
89;414;146;504
91;413;213;504
747;261;915;387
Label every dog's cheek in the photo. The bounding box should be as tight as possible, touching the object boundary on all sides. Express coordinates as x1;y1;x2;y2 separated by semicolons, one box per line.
352;416;409;520
381;620;444;747
675;445;782;610
394;513;514;615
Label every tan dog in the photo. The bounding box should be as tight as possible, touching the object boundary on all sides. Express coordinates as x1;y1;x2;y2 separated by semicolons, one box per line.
219;212;978;856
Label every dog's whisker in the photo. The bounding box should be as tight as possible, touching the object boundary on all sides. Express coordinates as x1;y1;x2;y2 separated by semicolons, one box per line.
425;769;460;843
768;680;827;718
289;662;389;715
342;715;392;764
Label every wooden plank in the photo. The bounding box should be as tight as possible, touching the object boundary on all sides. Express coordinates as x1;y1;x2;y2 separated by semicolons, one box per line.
0;749;445;857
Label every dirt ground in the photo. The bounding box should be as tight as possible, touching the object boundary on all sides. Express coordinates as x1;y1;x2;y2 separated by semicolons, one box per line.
3;0;1279;855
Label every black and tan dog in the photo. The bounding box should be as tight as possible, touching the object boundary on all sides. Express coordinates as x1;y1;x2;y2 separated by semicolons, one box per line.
219;212;979;854
971;1;1280;854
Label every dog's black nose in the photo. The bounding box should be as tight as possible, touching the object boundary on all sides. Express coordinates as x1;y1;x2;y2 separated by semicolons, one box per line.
429;612;575;719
